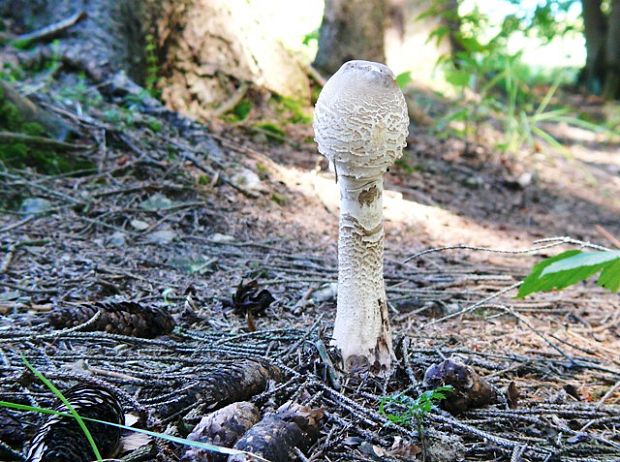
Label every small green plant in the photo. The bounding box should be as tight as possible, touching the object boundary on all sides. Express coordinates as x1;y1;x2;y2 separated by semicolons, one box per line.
423;1;608;155
379;386;453;461
144;33;160;98
518;250;620;298
302;29;319;47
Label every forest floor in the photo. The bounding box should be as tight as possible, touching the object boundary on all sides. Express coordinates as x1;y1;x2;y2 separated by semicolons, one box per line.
1;68;620;462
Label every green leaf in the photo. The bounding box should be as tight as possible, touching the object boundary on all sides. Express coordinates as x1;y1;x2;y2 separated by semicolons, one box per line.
598;259;620;292
445;69;471;88
395;71;413;89
541;251;620;276
517;250;620;298
517;250;581;298
427;25;449;46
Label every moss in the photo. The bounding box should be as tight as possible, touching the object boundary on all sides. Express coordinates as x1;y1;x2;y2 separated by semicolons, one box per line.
0;83;94;175
233;99;252;121
0;62;25;82
254;122;285;143
197;174;211;185
273;95;312;124
255;162;269;179
271;192;287;206
146;117;162;133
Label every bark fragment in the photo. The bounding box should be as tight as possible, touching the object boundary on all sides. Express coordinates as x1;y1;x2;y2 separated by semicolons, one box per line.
228;402;323;462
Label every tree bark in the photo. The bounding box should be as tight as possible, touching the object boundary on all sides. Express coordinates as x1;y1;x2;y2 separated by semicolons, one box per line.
603;0;620;99
0;0;150;82
158;0;309;117
580;0;607;94
0;0;310;113
384;0;459;82
314;0;386;75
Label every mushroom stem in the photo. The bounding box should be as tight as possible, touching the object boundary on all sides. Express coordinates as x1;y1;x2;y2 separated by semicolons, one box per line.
334;174;392;372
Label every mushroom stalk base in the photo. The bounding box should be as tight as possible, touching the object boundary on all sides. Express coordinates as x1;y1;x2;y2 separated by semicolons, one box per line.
334;174;392;373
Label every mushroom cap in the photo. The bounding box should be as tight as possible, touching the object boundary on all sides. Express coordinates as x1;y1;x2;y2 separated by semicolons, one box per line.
313;60;409;178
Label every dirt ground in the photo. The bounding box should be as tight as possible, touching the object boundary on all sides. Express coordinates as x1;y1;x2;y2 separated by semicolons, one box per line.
1;74;620;462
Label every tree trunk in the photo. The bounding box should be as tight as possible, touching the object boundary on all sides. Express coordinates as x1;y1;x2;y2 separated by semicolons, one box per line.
0;0;310;115
384;0;459;83
602;0;620;99
580;0;607;95
158;0;309;118
314;0;386;75
0;0;150;82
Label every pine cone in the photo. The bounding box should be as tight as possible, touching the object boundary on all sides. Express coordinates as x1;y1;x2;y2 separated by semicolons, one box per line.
182;401;260;462
229;402;324;462
158;361;282;418
26;385;124;462
48;301;175;338
231;280;275;317
0;407;26;447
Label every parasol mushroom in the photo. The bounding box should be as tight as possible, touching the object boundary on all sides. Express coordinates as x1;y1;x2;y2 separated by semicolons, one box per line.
313;60;409;373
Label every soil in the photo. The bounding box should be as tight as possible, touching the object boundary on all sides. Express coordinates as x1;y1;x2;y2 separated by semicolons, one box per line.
1;67;619;462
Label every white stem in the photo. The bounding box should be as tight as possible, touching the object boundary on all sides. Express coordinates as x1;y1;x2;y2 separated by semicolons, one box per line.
333;174;392;372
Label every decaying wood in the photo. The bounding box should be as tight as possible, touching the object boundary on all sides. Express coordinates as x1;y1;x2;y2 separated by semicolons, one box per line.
182;402;260;462
228;402;324;462
158;361;282;418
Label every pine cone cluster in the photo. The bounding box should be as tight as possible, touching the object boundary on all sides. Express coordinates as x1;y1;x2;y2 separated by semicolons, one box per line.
48;301;175;338
26;385;124;462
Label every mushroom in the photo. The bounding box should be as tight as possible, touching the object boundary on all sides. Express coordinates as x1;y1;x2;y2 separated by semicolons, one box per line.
313;60;409;373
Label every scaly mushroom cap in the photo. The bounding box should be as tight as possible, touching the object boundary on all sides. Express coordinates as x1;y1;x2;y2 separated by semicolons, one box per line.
314;60;409;178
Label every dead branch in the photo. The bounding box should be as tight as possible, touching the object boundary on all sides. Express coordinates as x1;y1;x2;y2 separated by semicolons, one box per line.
0;131;91;151
14;11;87;45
